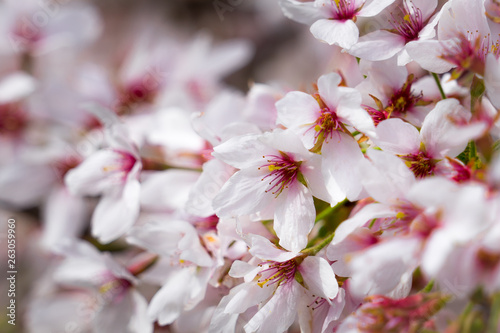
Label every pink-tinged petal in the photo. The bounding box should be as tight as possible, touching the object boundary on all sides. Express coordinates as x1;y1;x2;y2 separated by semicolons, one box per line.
317;72;342;106
411;0;438;21
228;260;261;282
260;129;311;156
301;155;332;204
244;281;300;333
348;30;405;61
208;290;240;333
299;256;339;300
310;19;359;49
94;290;152;333
274;183;315;252
421;229;454;278
41;186;89;251
321;133;367;202
359;57;407;94
186;159;235;217
225;282;275;314
249;234;300;262
329;227;376;277
486;54;500;109
421;99;484;158
349;237;419;297
280;0;328;25
372;118;420;155
140;169;199;211
438;0;489;40
405;40;455;73
212;133;272;170
329;203;395;247
148;269;194;325
213;168;271;218
65;150;134;196
91;178;140;244
362;149;416;204
276;91;320;129
336;104;375;137
358;0;396;17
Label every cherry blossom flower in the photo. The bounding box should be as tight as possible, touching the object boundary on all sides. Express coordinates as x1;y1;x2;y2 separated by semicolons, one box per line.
280;0;396;48
209;234;339;333
276;72;374;204
65;124;142;243
212;129;330;252
349;0;441;65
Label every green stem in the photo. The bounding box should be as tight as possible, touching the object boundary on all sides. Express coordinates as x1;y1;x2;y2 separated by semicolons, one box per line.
315;199;347;223
420;279;435;293
432;73;447;100
301;232;335;256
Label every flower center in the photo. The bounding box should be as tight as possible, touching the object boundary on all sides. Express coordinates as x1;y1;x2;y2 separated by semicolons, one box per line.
99;277;132;304
439;32;500;76
400;151;436;178
259;151;302;197
389;1;425;42
0;104;28;137
387;75;422;116
331;0;359;20
256;259;297;288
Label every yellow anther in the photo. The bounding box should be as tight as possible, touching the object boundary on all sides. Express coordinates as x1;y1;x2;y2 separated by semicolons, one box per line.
403;14;411;22
314;124;322;132
396;212;406;219
268;165;280;171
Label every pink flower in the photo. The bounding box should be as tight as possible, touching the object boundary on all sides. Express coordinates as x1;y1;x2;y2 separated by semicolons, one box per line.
276;72;374;204
280;0;396;49
65;125;142;243
209;234;339;333
212;129;329;252
349;0;440;65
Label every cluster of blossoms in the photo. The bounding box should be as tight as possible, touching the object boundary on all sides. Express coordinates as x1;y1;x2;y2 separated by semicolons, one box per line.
4;0;500;332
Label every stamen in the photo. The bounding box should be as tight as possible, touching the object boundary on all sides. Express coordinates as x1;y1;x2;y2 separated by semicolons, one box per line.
259;151;302;197
256;260;297;288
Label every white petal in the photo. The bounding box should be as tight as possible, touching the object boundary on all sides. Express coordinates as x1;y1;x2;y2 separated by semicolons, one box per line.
310;19;359;49
348;30;405;61
405;40;455;73
249;234;299;262
276;91;319;129
213;168;271;218
321;133;367;202
140;169;199;211
329;203;395;248
244;282;300;333
358;0;396;17
372;118;420;155
274;183;315;253
279;0;327;25
92;178;140;244
299;256;338;300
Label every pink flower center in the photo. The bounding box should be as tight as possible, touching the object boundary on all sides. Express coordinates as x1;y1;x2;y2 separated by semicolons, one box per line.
259;151;302;196
0;103;28;137
306;94;345;150
439;30;500;76
103;150;137;181
99;276;133;304
389;1;425;42
400;151;436;178
331;0;359;20
257;259;297;288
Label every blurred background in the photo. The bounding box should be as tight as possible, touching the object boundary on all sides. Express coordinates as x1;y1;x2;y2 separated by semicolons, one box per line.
0;0;339;332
